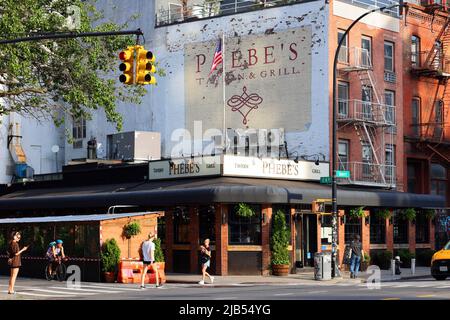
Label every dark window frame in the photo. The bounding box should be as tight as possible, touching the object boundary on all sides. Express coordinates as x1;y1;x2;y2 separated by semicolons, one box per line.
228;204;262;246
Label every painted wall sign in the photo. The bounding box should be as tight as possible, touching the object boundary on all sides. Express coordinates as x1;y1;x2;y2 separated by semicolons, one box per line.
184;27;312;133
222;155;328;181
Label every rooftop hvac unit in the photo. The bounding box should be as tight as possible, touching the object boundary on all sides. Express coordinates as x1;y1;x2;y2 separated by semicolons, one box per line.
107;131;161;161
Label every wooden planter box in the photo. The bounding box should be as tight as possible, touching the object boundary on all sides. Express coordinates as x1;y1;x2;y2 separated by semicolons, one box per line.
104;272;115;283
272;264;290;276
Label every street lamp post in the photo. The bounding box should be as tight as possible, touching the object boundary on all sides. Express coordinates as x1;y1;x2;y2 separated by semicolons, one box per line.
331;2;404;278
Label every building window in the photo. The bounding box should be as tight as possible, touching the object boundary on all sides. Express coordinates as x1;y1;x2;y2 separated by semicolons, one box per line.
434;40;442;69
173;207;190;244
338;140;349;171
370;211;386;244
416;212;430;244
345;214;361;243
228;204;261;245
338;30;348;63
430;163;447;196
393;210;408;244
362;87;373;120
198;206;216;244
434;100;444;139
385;144;395;178
411;35;420;67
338;81;349;116
384;41;394;72
361;36;372;67
362;142;372;176
384;90;395;125
411;97;421;136
407;161;424;193
72;117;86;140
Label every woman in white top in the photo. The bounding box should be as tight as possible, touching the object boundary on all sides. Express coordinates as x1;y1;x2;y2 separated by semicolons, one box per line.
140;232;161;289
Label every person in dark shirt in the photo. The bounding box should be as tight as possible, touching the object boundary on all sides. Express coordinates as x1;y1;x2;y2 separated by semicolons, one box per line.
349;234;365;279
7;231;28;294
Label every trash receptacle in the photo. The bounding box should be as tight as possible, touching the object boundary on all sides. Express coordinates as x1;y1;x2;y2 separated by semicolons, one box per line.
314;252;332;280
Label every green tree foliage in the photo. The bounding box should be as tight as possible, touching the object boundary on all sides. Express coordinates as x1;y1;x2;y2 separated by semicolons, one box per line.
122;221;141;239
270;210;290;265
0;0;148;131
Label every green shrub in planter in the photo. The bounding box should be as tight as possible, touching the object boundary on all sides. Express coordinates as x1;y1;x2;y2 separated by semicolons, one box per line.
123;221;141;239
236;203;256;218
401;208;416;222
100;238;121;273
154;238;165;263
375;208;392;220
424;209;436;220
270;210;290;265
349;206;365;219
395;249;415;268
416;249;435;267
0;232;5;252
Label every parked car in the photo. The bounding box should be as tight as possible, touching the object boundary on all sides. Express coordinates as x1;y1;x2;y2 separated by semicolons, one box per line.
431;240;450;280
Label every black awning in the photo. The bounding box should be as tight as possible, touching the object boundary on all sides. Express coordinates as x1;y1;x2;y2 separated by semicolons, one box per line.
0;177;445;211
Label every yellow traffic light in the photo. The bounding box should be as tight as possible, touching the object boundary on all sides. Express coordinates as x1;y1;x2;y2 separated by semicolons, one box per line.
136;46;156;85
119;46;135;85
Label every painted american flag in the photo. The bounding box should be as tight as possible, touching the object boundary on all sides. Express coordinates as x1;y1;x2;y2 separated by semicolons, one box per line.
209;37;223;76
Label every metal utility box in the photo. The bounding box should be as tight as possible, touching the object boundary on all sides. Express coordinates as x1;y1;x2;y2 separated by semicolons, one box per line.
314;252;332;280
107;131;161;161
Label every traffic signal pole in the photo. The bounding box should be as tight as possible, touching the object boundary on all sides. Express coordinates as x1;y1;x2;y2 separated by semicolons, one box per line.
331;2;404;278
0;29;143;45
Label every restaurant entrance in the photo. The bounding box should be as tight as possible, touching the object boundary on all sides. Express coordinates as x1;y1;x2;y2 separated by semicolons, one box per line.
295;212;317;268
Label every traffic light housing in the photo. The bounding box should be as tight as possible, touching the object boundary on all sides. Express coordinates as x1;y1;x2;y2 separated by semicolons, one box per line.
136;46;156;85
119;46;135;85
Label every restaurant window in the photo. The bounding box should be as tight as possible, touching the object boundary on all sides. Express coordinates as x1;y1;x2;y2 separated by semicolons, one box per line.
321;215;333;245
228;204;261;245
272;205;292;245
384;41;394;72
157;215;166;244
361;35;372;67
173;207;190;244
338;30;348;63
198;206;216;244
370;211;386;244
338;140;349;171
415;212;430;244
345;214;361;243
430;163;447;196
411;36;420;67
393;210;408;244
411;97;421;136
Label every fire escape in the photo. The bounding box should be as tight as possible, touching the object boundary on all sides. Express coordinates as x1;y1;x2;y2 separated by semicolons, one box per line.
410;5;450;165
337;47;396;188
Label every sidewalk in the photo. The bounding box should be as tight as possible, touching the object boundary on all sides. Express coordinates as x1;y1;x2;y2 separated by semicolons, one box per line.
166;267;431;285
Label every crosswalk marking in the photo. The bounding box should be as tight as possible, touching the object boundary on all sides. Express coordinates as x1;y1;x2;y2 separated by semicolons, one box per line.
274;293;294;296
22;288;96;295
14;292;77;298
71;284;142;291
49;286;121;294
436;285;450;289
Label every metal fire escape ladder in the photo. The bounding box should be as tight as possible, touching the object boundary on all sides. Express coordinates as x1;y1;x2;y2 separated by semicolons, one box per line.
424;17;450;72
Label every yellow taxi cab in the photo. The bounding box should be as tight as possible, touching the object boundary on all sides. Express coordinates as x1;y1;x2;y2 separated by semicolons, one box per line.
431;240;450;280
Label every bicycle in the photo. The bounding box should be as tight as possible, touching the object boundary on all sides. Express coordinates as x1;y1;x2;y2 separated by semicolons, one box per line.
45;257;68;281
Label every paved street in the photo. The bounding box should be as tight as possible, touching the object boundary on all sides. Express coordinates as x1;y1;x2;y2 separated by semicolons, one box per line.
1;276;449;300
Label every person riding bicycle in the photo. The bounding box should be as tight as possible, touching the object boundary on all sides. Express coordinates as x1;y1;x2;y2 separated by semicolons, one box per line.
46;240;66;276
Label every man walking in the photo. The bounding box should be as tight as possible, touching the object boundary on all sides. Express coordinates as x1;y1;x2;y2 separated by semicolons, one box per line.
140;232;162;289
349;234;364;279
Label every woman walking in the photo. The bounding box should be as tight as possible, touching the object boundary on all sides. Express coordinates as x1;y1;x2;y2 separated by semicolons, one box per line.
7;231;28;294
198;238;214;285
